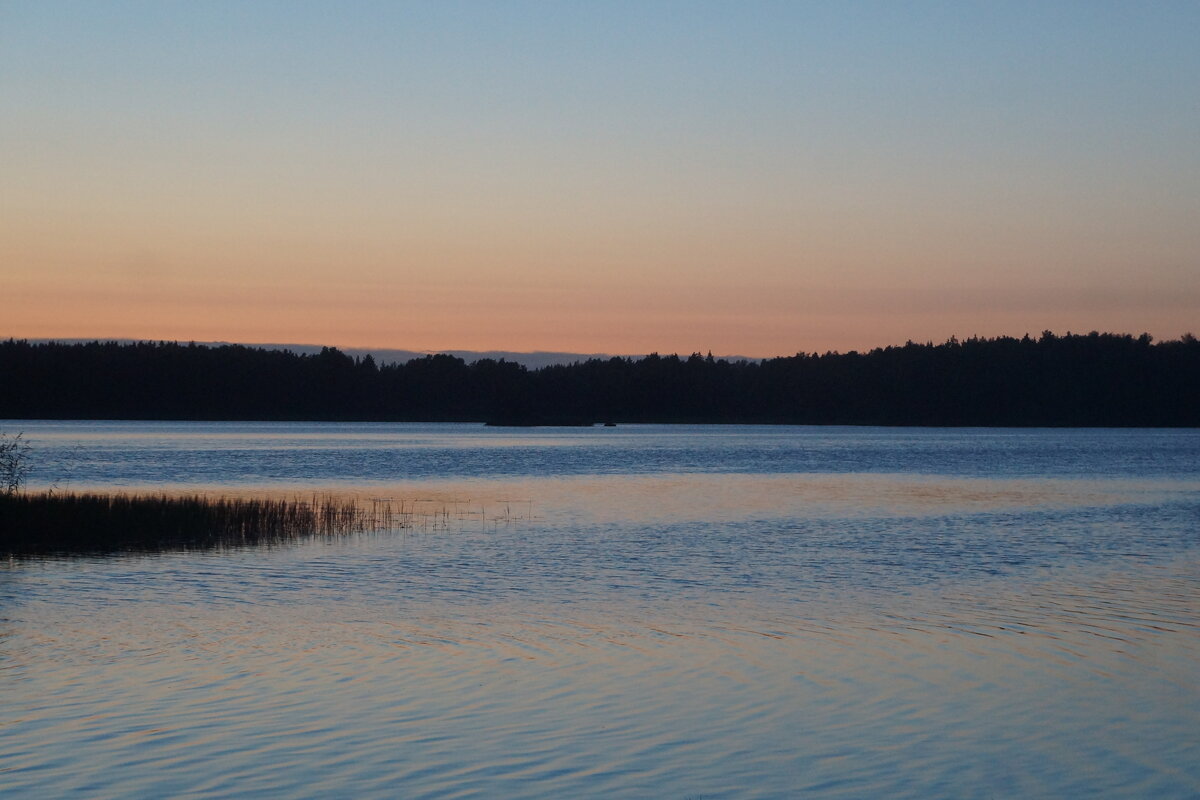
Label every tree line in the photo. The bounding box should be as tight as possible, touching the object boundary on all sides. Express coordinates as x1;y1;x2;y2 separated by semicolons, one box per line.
1;332;1197;426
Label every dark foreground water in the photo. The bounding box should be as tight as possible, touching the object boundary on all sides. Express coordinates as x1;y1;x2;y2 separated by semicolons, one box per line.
2;422;1198;798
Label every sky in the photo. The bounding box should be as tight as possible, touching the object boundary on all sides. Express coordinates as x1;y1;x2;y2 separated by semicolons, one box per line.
2;1;1197;357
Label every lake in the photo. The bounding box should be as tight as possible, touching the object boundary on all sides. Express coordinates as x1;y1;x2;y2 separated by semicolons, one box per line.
2;422;1198;798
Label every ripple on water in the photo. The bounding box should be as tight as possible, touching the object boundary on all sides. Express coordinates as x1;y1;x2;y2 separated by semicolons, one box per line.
3;435;1200;798
2;543;1198;798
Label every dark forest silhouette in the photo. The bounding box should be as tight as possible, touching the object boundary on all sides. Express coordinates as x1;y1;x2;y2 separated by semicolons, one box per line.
1;332;1197;426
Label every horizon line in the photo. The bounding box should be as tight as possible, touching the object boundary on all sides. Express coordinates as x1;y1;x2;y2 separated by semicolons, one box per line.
7;329;1193;364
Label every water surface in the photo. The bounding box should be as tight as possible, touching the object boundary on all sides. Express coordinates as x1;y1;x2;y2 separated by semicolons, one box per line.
2;423;1198;797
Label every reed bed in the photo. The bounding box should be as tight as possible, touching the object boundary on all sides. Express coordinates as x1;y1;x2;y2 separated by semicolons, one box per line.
0;491;424;555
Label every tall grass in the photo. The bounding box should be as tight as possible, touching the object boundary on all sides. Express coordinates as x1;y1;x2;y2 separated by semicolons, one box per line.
0;491;419;555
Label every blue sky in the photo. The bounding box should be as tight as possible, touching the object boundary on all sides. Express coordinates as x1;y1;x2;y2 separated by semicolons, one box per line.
3;1;1197;354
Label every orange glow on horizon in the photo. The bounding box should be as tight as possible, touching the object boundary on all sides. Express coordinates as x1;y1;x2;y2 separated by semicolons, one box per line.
3;4;1197;358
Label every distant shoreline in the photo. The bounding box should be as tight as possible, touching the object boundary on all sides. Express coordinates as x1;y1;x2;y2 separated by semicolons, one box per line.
5;419;1198;430
3;333;1197;427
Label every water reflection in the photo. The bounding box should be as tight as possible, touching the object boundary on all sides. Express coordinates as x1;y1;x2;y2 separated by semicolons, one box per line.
1;424;1198;797
22;470;1198;523
17;421;1200;488
2;547;1197;798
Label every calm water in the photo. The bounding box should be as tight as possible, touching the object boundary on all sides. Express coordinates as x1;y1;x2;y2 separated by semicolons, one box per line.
2;422;1198;798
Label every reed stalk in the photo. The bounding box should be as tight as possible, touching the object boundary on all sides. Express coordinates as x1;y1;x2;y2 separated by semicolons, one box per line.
0;491;422;555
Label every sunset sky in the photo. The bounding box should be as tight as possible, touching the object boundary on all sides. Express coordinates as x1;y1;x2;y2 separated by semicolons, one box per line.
3;1;1197;356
